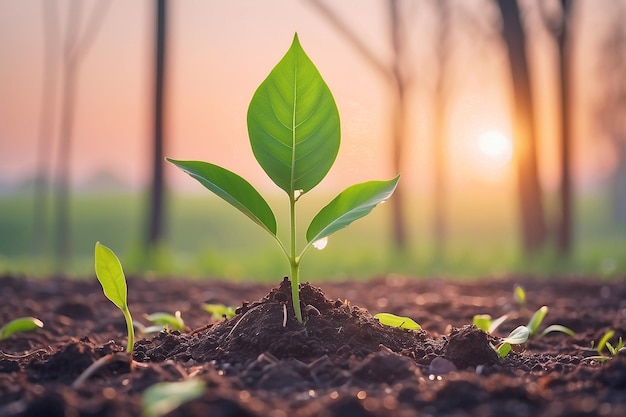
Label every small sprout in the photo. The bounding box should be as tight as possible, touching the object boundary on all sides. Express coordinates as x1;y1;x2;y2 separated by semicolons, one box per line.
526;305;575;338
203;304;236;321
527;306;548;336
144;311;185;332
472;313;508;334
472;314;491;332
513;284;526;308
0;317;44;341
585;330;625;362
493;325;530;358
304;304;321;317
375;313;421;330
540;324;576;338
141;379;205;417
94;241;135;354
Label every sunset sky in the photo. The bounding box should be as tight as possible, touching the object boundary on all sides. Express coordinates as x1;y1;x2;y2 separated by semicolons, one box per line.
0;0;618;197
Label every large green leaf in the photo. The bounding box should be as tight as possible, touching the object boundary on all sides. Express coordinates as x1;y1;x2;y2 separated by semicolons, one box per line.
306;176;400;245
166;159;277;235
247;33;340;196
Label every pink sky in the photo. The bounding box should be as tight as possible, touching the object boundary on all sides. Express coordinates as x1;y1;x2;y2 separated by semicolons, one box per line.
0;0;617;196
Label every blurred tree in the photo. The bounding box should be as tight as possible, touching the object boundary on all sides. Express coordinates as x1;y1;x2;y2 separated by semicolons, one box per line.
54;0;111;272
595;5;626;224
431;0;452;262
146;0;169;250
496;0;548;254
33;0;60;258
306;0;415;250
539;0;576;257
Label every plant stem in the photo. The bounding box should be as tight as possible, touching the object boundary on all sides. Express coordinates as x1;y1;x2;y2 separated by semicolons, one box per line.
123;308;135;354
289;195;303;324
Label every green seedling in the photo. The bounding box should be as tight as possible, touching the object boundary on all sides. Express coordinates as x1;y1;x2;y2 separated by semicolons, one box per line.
141;379;205;417
472;313;508;334
94;242;135;354
167;34;399;324
513;284;526;308
526;306;575;338
144;311;185;332
0;317;44;341
374;313;421;330
586;330;625;362
493;325;530;358
203;304;236;321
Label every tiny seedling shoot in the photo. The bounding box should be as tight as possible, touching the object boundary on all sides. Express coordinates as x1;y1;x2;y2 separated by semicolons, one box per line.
0;317;44;341
168;34;399;324
94;242;135;353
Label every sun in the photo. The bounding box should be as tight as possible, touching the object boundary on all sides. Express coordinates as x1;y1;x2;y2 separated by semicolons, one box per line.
476;130;513;167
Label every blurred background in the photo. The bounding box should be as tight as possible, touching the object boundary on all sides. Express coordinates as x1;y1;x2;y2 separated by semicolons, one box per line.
0;0;624;281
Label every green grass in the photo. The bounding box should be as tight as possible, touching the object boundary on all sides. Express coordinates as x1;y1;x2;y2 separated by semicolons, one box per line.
1;189;624;281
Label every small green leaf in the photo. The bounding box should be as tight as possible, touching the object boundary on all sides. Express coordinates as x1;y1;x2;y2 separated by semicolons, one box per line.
540;324;575;338
497;342;512;358
306;176;400;246
167;159;277;236
203;304;236;320
0;317;44;340
374;313;421;330
489;314;509;334
513;285;526;307
472;314;492;332
597;330;615;355
141;379;205;417
502;325;530;345
247;33;340;196
144;311;185;332
527;306;548;336
95;242;128;311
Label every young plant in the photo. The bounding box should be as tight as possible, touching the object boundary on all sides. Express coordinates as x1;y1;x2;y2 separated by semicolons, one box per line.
472;313;509;334
0;317;44;341
513;284;526;308
141;379;205;417
493;325;530;358
374;313;421;330
167;34;399;324
586;330;625;362
135;311;185;336
94;242;135;354
144;311;185;332
203;304;236;321
526;305;575;338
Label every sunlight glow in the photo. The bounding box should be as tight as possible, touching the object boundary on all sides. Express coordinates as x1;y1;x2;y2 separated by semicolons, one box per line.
476;130;513;167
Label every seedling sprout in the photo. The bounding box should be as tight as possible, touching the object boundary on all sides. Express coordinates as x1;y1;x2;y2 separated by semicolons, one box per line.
168;34;399;324
141;379;205;417
526;305;575;338
0;317;44;341
203;304;236;321
94;242;135;354
585;330;625;362
374;313;421;330
493;325;530;358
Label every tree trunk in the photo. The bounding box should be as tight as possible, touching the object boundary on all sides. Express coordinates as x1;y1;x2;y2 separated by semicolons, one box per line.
147;0;168;248
496;0;548;254
556;0;574;257
389;0;408;250
432;0;452;261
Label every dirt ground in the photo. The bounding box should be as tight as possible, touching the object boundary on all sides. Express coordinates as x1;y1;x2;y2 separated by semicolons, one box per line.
1;273;625;417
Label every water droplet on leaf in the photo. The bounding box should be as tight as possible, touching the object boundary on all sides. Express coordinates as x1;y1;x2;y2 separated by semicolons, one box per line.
312;237;328;250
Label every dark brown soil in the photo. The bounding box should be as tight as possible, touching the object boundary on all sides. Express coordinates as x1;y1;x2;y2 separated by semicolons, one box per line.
1;274;625;417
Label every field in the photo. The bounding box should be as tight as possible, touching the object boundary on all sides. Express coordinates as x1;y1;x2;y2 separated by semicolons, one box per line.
1;189;624;281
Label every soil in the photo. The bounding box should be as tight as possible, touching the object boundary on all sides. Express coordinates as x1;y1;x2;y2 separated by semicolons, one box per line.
1;273;625;417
